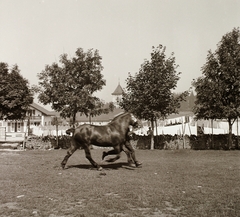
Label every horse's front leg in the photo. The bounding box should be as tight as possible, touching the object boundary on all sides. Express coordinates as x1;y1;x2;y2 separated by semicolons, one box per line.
124;141;142;167
61;138;78;169
122;145;135;166
83;145;102;171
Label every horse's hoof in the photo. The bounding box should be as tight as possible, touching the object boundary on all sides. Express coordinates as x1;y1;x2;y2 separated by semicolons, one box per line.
128;163;136;167
98;166;103;171
102;151;107;160
61;163;65;169
135;162;142;168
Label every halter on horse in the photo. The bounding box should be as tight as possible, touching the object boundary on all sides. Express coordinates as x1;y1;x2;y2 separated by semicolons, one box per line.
61;112;139;170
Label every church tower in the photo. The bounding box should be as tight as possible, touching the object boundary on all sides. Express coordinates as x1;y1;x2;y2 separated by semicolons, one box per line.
111;83;124;107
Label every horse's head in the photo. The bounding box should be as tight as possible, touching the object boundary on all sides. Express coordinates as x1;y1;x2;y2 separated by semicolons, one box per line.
129;113;140;129
111;112;141;130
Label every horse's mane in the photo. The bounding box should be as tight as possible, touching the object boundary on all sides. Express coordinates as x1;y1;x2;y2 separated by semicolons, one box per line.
111;112;129;122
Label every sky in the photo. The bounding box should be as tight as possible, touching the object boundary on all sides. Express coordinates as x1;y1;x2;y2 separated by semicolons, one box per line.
0;0;240;106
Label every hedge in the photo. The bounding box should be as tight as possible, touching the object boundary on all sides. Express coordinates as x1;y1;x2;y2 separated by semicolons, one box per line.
134;135;191;150
25;134;240;150
134;134;240;150
189;134;239;150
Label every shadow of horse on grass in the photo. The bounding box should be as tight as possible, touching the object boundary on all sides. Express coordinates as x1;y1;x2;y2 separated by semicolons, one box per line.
66;162;135;170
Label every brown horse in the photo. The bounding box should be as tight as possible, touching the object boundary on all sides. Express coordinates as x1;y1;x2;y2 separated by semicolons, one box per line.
61;112;140;170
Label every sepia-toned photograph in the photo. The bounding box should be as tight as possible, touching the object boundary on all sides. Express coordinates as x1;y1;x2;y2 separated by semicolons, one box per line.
0;0;239;216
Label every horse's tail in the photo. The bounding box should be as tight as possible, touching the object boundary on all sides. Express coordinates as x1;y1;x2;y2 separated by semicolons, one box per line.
66;128;75;135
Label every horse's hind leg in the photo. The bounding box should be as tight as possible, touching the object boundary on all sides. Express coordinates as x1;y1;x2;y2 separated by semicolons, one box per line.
102;148;120;160
102;145;132;166
83;145;102;171
103;145;121;163
61;139;78;169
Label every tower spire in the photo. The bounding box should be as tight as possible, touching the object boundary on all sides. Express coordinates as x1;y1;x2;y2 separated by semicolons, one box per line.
112;82;124;107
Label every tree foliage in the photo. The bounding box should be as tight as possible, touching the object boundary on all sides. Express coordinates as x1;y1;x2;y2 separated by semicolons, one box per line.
193;27;240;147
35;48;112;125
120;45;188;121
178;91;195;111
120;45;188;149
0;63;33;120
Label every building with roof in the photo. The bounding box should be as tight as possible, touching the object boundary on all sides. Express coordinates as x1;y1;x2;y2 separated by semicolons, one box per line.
0;102;57;141
29;102;57;126
111;83;124;107
75;107;124;125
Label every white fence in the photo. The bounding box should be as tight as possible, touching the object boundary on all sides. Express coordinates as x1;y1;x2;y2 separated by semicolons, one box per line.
30;119;240;137
31;125;68;137
136;120;240;136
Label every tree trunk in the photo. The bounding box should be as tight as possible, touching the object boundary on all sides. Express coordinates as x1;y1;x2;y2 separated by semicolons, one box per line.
89;115;92;124
155;120;158;148
150;119;154;150
228;118;233;150
27;116;30;136
56;118;59;148
237;117;239;149
211;119;213;149
155;120;158;136
72;113;76;127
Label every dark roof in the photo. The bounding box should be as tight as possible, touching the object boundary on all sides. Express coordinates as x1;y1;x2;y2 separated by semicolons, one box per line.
75;108;124;122
30;102;123;121
167;111;194;119
112;84;124;95
30;102;56;116
75;110;194;123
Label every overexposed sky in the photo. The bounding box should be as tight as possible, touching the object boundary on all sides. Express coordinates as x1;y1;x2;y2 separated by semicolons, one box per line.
0;0;240;104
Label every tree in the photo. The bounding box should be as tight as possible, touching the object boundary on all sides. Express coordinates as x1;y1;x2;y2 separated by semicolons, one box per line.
35;48;111;126
178;91;196;111
0;63;33;120
120;45;188;149
51;116;63;147
193;27;240;148
88;101;115;124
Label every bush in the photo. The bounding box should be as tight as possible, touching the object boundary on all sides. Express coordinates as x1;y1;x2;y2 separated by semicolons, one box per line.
25;135;72;150
25;136;52;150
190;134;239;150
136;135;151;149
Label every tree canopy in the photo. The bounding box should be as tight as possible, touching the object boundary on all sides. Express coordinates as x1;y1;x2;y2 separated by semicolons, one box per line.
120;45;188;121
193;27;240;147
0;62;33;120
120;45;188;148
35;48;112;125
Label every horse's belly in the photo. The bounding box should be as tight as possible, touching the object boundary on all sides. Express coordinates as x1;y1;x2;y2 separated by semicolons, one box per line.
91;138;120;147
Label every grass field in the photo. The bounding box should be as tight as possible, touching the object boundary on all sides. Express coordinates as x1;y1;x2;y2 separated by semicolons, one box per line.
0;149;239;217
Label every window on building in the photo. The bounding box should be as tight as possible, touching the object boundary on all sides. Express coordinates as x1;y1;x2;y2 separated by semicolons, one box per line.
28;109;36;116
11;123;15;132
17;123;21;132
8;122;23;132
